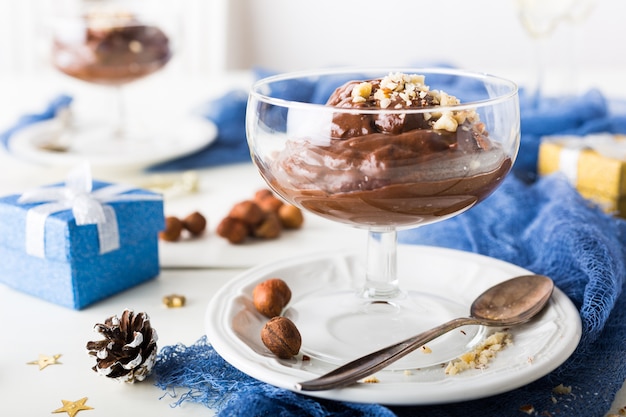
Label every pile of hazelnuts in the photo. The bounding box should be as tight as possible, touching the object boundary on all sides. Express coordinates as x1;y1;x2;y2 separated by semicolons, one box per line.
253;278;302;359
159;211;207;242
158;189;304;245
217;189;304;244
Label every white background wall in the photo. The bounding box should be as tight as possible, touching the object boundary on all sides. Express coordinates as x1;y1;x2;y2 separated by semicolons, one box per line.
222;0;624;94
0;0;624;94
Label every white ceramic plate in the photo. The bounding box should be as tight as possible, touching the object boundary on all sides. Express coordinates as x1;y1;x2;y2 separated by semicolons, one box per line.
205;245;582;405
8;115;217;171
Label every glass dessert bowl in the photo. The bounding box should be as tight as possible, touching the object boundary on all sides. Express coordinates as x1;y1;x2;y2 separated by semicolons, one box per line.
246;68;520;368
47;0;175;145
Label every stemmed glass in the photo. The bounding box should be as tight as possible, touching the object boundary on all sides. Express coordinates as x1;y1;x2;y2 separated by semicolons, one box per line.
47;0;174;148
246;68;520;368
514;0;597;103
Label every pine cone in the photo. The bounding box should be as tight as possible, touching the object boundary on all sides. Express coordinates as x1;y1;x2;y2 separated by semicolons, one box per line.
86;309;158;383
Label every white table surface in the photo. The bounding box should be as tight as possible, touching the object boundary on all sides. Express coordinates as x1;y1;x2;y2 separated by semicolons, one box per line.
0;71;624;416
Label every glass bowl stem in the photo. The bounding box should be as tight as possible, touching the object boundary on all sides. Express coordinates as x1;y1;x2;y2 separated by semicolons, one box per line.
362;230;401;300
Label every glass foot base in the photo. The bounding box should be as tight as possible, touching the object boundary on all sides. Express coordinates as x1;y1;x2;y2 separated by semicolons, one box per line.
284;290;485;370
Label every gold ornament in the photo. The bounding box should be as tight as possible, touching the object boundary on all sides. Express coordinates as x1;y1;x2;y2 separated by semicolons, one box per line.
163;294;186;308
51;397;93;417
27;353;62;370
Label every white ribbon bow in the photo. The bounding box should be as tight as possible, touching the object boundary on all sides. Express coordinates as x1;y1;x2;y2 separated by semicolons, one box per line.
18;163;162;258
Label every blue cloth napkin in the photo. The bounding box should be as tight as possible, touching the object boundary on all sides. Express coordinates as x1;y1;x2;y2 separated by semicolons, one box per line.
0;94;72;149
152;78;626;417
147;89;253;171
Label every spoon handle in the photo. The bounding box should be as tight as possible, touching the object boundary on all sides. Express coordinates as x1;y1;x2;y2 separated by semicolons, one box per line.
296;316;480;391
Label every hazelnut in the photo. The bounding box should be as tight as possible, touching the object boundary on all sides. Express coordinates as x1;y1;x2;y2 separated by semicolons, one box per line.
432;112;458;132
253;278;292;318
216;217;248;244
159;216;183;242
229;200;265;226
351;82;372;103
182;211;207;236
261;316;301;359
254;189;274;201
278;204;304;229
254;189;284;213
253;212;282;239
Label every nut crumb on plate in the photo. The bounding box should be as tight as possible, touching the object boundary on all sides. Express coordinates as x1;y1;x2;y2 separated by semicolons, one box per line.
552;383;572;395
444;331;512;375
362;376;380;384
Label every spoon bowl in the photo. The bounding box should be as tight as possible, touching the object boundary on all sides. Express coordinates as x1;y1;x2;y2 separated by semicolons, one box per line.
471;274;554;325
296;274;554;391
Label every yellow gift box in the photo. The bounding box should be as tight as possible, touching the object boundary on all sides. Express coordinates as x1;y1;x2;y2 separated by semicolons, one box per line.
537;134;626;217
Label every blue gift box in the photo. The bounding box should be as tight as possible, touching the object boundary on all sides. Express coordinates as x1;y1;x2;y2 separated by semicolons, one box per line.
0;180;164;310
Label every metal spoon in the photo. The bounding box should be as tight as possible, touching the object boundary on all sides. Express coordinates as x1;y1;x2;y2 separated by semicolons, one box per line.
296;274;554;391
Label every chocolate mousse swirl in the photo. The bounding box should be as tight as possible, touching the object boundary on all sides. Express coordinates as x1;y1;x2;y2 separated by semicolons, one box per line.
52;12;172;85
268;73;512;227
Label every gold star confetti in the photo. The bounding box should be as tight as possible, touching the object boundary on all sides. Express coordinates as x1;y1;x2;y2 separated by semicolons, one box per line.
27;353;62;370
163;294;186;308
51;397;93;417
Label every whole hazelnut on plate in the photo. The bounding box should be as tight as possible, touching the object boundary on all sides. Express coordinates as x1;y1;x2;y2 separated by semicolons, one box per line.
253;212;282;239
182;211;207;236
278;204;304;229
254;189;284;213
159;216;183;242
254;188;274;201
229;200;265;226
253;278;292;318
261;316;302;359
216;217;249;244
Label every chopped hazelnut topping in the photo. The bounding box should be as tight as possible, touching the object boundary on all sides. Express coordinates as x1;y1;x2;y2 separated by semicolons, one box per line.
129;40;143;53
351;82;373;103
439;91;460;106
432;112;459;132
373;88;387;101
86;11;135;31
348;72;479;132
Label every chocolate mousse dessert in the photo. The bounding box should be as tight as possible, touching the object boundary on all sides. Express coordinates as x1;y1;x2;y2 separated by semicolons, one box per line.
51;12;172;85
265;73;513;228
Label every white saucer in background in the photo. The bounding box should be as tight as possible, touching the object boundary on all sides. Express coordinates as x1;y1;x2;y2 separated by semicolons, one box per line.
8;115;217;171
